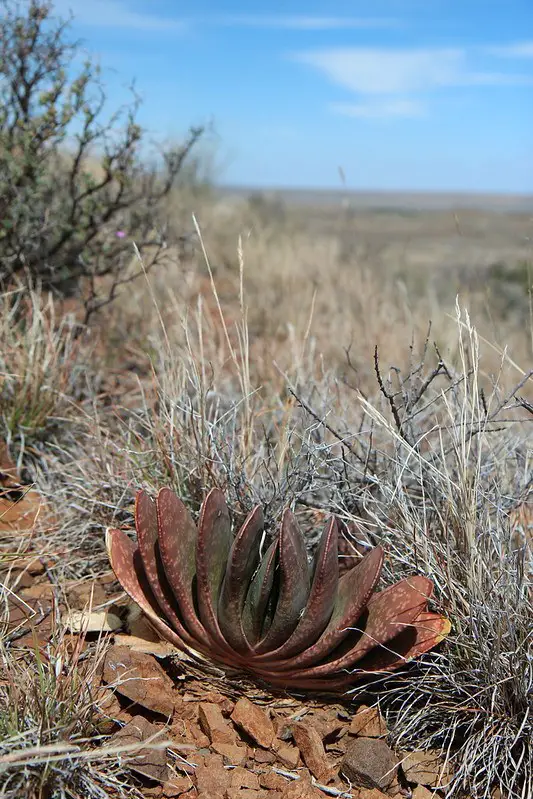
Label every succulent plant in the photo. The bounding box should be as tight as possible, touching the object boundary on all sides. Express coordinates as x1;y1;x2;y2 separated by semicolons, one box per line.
107;488;450;691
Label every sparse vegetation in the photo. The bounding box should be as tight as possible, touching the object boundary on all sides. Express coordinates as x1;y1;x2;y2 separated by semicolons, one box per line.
0;2;531;798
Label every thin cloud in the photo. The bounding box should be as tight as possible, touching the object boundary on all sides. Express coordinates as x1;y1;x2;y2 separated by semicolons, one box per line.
486;41;533;58
214;15;398;31
53;0;186;32
332;98;425;119
293;47;531;94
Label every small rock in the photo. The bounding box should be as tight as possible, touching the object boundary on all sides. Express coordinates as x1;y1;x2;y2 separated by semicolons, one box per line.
230;767;260;790
349;705;388;738
276;743;300;769
402;750;451;788
292;722;335;783
412;787;435;799
195;753;231;795
200;691;234;714
162;775;193;797
254;748;277;764
341;737;399;791
21;583;56;599
65;608;121;634
103;646;177;717
212;742;248;766
231;697;274;748
260;772;288;791
198;702;237;746
67;580;107;608
280;778;323;798
112;715;168;783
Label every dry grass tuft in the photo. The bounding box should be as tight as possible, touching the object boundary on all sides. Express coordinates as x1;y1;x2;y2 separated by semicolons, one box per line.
0;290;88;455
0;598;148;798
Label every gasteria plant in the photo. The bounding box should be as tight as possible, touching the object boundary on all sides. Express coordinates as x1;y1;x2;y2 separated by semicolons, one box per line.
107;488;450;691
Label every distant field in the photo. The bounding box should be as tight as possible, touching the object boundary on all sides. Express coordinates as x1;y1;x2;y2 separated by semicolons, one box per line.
207;186;532;313
220;185;533;213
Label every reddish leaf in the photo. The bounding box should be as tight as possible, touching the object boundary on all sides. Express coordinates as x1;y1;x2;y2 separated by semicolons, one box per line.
218;505;264;653
156;488;210;647
136;490;198;647
195;488;234;648
254;510;310;654
255;517;339;662
280;611;451;690
267;545;384;672
354;610;451;674
106;527;206;661
288;574;433;680
411;610;451;650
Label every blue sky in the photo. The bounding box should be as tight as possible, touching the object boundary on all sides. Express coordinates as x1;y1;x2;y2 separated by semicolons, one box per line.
53;0;533;193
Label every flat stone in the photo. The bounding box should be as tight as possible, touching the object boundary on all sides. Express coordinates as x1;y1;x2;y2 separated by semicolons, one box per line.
231;697;274;748
349;705;388;738
402;750;451;788
112;715;168;783
103;646;177;717
260;772;288;791
198;702;237;746
292;722;335;783
253;748;277;764
341;737;399;791
230;767;260;790
280;778;324;798
212;742;248;766
162;775;194;796
195;753;231;795
67;580;107;608
276;743;300;770
412;787;435;799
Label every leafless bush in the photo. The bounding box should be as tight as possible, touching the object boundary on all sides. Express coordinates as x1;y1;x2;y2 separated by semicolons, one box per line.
0;0;203;323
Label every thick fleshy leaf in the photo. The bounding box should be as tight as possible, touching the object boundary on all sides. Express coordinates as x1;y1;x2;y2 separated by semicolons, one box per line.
136;490;198;647
108;485;448;692
254;613;450;691
156;488;209;647
217;505;264;653
266;545;384;672
195;488;233;646
353;610;451;674
287;574;434;680
241;537;278;645
251;609;451;691
254;510;311;654
413;611;451;650
254;517;339;662
106;527;206;662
